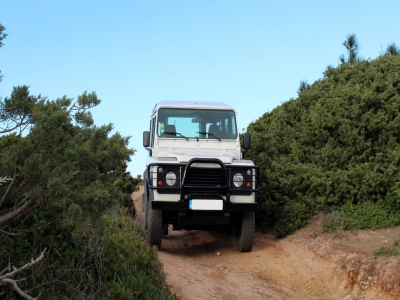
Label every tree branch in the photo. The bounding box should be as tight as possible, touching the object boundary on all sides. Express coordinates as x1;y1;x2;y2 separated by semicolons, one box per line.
0;215;59;236
0;196;35;226
0;249;46;300
0;228;16;236
0;266;10;276
0;117;30;135
0;248;46;281
1;278;37;300
0;175;15;208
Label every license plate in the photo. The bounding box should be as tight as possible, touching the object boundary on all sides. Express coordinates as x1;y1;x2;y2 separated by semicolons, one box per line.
189;199;223;210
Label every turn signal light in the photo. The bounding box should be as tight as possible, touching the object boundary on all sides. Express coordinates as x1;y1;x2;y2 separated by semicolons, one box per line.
246;182;252;189
158;180;163;187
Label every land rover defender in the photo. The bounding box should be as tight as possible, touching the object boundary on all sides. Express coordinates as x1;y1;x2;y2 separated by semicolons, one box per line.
142;101;259;252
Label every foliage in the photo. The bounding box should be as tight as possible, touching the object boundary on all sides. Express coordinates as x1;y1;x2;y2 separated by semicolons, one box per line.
247;51;400;237
339;34;361;65
0;23;6;48
0;24;170;299
323;199;400;233
297;80;310;94
113;171;140;216
373;240;400;257
0;87;135;229
385;43;400;56
274;201;311;238
0;86;142;298
0;22;7;82
1;212;174;299
98;215;174;300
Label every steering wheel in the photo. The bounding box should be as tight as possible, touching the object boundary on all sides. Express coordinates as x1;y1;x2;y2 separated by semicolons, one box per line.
216;131;229;139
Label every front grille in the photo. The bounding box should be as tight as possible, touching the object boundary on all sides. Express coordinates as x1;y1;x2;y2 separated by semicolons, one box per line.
183;167;227;195
185;167;224;186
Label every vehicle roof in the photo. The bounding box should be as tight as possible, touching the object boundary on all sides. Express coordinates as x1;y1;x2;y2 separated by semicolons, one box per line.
153;100;236;112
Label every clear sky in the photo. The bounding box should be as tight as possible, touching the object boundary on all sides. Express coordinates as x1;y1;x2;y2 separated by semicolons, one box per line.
1;0;399;177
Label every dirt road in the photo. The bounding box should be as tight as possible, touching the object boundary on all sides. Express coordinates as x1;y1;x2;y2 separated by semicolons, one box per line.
132;187;400;300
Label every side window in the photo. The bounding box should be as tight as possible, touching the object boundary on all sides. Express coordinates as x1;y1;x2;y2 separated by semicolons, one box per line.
230;115;237;138
150;117;156;147
157;120;165;136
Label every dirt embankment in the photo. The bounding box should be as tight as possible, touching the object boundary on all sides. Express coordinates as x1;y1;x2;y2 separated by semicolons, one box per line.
132;187;400;300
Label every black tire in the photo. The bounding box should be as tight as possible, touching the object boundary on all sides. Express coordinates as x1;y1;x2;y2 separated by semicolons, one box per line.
162;224;168;236
236;212;255;252
141;193;146;213
144;196;149;230
146;202;163;249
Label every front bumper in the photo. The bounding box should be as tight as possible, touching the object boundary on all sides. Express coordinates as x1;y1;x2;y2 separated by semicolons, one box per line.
146;157;259;210
152;200;257;212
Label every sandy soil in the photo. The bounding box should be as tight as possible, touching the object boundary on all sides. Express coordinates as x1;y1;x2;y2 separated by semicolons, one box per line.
132;187;400;300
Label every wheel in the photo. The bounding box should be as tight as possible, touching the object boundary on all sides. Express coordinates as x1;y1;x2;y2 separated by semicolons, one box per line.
143;193;149;229
146;201;163;249
236;212;255;252
141;193;146;213
162;224;168;236
144;196;149;230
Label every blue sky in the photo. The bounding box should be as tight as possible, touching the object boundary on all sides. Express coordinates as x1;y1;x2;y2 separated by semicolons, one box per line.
1;0;399;177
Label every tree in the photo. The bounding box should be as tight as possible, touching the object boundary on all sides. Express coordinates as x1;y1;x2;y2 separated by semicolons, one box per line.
0;86;135;298
385;42;400;56
0;25;171;299
339;34;361;65
0;23;7;48
297;80;310;94
0;23;8;83
1;87;134;228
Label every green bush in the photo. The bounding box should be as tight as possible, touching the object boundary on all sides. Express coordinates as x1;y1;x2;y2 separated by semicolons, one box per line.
0;213;174;299
274;201;311;238
0;87;169;298
373;240;400;256
323;200;400;233
0;28;168;298
113;171;140;216
73;214;173;300
98;215;174;300
246;54;400;237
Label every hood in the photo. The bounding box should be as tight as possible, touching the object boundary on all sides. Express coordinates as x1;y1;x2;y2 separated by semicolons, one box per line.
156;150;236;164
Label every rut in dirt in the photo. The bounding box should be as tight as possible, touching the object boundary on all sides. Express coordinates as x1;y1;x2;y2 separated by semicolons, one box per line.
132;187;349;300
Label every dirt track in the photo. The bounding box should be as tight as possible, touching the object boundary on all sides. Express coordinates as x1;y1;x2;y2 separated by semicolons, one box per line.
132;187;400;300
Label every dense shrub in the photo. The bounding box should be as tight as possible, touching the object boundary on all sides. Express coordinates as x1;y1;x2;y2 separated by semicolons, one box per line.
0;87;166;298
98;215;174;300
0;212;174;299
247;55;400;236
323;199;400;232
373;240;400;256
113;171;140;216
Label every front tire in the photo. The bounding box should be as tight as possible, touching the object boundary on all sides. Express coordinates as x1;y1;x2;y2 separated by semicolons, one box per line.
146;202;163;249
236;212;255;252
143;193;149;230
162;224;168;236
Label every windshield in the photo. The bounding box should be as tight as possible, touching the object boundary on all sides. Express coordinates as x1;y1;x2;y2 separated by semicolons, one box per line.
157;108;237;140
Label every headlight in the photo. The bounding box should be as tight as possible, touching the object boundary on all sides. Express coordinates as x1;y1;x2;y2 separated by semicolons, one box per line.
165;171;177;186
233;173;244;188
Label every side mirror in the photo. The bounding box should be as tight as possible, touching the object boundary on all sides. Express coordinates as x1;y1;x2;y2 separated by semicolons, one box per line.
243;134;251;150
143;131;150;147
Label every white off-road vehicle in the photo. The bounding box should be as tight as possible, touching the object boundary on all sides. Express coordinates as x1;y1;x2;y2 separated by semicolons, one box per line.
142;101;259;252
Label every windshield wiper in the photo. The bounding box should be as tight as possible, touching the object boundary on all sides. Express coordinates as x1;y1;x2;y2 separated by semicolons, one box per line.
164;132;189;141
196;131;221;141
